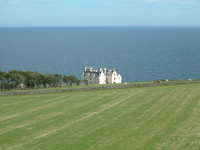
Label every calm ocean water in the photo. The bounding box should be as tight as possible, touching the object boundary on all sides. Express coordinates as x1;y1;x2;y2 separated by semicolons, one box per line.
0;27;200;82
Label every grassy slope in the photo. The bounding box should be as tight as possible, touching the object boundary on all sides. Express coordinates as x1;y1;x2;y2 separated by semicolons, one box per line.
0;83;200;150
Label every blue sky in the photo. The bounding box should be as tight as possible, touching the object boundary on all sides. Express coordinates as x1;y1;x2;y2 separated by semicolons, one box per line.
0;0;200;27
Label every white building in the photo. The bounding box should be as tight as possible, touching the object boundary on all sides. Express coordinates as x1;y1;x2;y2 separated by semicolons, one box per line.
82;67;122;84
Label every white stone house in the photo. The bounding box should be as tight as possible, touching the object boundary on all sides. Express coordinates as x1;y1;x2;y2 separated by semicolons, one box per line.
82;67;122;84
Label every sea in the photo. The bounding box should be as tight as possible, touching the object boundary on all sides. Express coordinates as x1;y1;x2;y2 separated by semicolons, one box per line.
0;27;200;82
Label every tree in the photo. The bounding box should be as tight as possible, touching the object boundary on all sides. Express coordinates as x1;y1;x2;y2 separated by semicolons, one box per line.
0;71;7;90
12;74;24;89
75;79;81;86
40;74;49;88
0;72;14;90
9;70;25;89
68;75;76;86
0;70;79;90
82;79;88;86
63;75;77;86
63;75;69;85
51;74;62;87
23;71;37;89
31;72;41;88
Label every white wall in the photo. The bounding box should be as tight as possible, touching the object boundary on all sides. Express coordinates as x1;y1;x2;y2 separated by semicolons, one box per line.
99;71;106;84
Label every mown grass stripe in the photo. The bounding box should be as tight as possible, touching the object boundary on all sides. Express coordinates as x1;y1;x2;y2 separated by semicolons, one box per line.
13;91;139;149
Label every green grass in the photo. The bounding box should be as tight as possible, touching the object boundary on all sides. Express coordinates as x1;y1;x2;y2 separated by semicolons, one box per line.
0;83;200;150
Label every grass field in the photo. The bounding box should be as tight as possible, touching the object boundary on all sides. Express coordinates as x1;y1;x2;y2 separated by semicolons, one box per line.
0;83;200;150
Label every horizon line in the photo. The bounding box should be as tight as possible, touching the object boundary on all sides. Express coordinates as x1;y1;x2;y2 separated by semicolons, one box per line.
0;25;200;28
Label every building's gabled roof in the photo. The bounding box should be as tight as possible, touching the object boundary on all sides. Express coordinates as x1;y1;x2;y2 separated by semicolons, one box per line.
82;67;100;77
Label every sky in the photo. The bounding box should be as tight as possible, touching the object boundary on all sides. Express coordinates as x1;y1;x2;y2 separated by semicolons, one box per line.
0;0;200;27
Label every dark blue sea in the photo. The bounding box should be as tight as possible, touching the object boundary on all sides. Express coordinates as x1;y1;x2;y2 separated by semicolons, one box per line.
0;27;200;82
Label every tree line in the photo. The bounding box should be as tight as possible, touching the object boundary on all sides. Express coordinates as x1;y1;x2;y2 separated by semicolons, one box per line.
0;70;87;91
